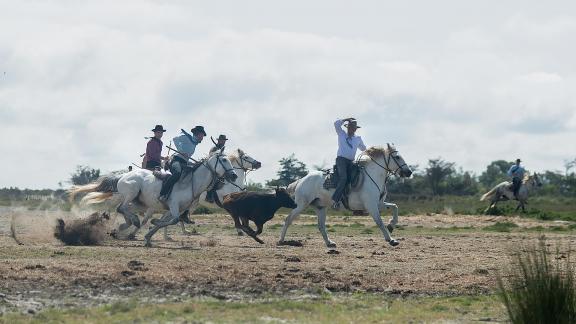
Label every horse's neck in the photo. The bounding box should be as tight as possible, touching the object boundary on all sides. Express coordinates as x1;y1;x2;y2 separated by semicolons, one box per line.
189;164;215;197
364;158;388;185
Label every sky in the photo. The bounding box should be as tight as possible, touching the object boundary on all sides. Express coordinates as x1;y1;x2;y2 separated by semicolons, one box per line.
1;0;575;189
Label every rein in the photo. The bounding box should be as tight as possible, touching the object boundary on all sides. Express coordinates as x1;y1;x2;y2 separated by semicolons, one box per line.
356;150;404;199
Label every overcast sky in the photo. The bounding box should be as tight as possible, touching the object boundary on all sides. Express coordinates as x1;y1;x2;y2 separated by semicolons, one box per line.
1;0;575;189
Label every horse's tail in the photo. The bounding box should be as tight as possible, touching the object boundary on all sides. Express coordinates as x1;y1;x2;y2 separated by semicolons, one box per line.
68;175;121;203
480;186;498;201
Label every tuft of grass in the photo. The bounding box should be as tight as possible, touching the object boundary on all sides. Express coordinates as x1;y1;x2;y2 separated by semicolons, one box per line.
193;206;214;215
483;222;518;232
498;239;576;324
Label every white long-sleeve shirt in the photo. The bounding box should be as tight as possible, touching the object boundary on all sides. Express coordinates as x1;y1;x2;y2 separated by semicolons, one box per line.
335;119;366;161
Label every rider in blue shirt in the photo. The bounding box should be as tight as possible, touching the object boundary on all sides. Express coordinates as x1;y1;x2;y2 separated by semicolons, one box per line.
159;126;206;201
507;158;525;199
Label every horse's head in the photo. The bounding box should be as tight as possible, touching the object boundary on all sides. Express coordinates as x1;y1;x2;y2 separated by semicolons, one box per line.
531;173;543;188
234;148;262;170
363;145;412;178
208;152;238;182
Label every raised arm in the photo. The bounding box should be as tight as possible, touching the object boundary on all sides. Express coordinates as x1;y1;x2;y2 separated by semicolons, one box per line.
335;118;355;135
358;137;367;151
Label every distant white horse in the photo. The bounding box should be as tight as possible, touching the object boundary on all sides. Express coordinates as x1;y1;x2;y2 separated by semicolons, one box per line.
69;152;237;247
162;148;262;240
480;173;542;213
278;144;412;247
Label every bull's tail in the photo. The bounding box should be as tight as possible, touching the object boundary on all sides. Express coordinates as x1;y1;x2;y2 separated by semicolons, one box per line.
68;175;121;204
480;186;498;201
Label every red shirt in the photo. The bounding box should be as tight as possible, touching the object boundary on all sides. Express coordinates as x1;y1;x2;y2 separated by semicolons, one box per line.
145;137;163;163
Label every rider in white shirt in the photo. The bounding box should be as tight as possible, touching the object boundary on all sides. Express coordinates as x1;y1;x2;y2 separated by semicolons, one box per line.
332;117;366;209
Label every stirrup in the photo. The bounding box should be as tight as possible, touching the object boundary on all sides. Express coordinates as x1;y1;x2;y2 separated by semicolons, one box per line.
332;201;341;210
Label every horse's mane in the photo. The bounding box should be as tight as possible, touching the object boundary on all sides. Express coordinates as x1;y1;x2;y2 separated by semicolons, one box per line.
358;146;394;165
227;148;244;165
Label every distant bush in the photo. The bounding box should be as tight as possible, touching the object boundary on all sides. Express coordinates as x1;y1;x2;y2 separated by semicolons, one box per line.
498;239;576;324
193;206;214;215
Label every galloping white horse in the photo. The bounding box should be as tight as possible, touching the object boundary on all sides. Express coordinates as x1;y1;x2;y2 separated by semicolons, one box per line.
480;173;542;213
278;144;412;247
163;148;262;240
69;152;237;247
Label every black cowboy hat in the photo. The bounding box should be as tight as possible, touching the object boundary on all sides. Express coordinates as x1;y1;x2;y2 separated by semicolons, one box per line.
217;134;228;141
151;125;166;132
191;126;207;136
345;120;361;129
516;158;522;163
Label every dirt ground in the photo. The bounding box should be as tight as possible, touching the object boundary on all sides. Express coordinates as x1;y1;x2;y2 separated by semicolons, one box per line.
1;206;574;315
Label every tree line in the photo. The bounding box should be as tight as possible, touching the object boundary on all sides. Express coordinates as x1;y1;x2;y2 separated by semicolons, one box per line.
2;157;575;199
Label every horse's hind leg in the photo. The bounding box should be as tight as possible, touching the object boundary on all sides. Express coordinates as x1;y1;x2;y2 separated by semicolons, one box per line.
316;207;336;248
117;197;141;230
278;202;307;244
127;208;154;239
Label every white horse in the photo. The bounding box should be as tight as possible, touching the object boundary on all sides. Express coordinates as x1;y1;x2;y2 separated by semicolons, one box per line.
278;144;412;247
480;173;542;213
69;152;237;247
162;148;262;240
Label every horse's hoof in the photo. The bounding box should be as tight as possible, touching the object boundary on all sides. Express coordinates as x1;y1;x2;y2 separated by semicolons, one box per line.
387;224;394;234
388;239;400;247
256;238;265;244
144;240;152;248
327;241;337;248
127;233;136;241
119;223;131;231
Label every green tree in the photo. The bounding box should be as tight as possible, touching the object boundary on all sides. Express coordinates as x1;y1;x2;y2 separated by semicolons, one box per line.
425;158;454;195
479;160;510;188
70;165;100;185
267;154;308;187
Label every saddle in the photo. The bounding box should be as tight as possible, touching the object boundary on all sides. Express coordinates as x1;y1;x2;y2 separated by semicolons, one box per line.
323;163;363;191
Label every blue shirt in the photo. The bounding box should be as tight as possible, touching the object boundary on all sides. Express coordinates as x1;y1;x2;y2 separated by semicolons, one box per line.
507;164;525;179
335;119;366;161
173;130;200;161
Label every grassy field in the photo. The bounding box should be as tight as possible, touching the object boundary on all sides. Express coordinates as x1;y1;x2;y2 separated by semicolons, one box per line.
1;293;505;323
1;195;575;323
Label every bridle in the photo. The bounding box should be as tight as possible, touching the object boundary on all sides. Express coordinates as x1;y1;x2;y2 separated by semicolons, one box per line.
200;153;236;193
356;148;407;199
218;151;261;191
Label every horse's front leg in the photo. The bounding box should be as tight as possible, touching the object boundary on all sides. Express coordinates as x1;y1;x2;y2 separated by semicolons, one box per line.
145;204;180;247
367;204;398;247
379;201;398;234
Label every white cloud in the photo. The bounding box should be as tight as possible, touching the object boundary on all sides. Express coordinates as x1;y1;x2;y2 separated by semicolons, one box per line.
0;0;575;188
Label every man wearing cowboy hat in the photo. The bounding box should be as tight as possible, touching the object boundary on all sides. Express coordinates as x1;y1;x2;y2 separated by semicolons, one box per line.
507;158;525;200
206;134;228;203
142;125;167;170
159;125;207;201
209;134;228;154
332;117;366;210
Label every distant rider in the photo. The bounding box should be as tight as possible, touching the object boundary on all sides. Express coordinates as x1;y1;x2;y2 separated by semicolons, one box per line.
507;158;525;200
209;134;228;154
142;125;167;170
331;118;366;210
159;126;206;201
206;134;229;203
